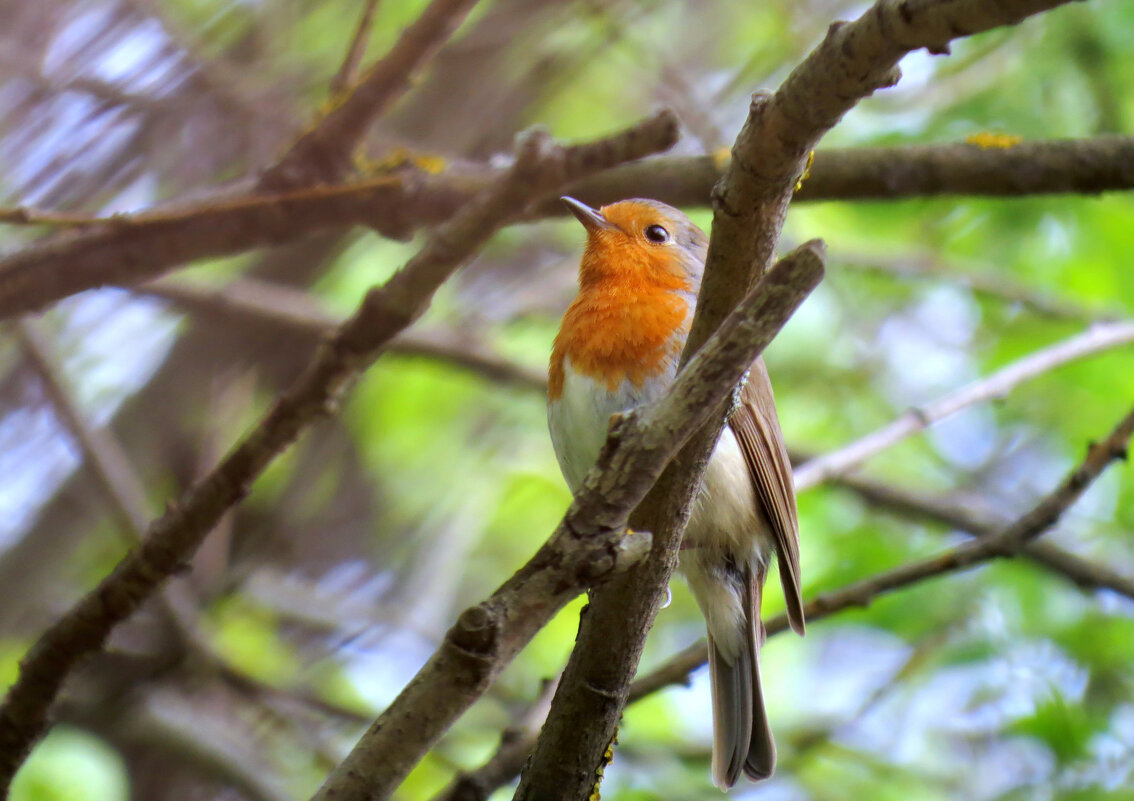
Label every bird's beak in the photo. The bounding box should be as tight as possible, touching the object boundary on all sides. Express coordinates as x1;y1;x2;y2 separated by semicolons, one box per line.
561;196;614;232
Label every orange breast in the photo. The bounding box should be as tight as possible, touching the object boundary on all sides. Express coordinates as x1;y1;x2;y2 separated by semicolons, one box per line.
549;282;689;400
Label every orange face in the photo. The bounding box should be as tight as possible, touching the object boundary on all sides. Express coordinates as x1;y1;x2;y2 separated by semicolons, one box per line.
549;198;708;400
570;199;707;291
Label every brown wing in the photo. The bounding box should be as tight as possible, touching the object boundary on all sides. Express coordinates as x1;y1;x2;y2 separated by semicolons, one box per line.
728;357;805;635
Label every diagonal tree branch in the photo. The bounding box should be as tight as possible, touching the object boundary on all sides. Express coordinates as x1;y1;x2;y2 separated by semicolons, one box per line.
516;1;1085;800
830;469;1134;601
11;319;215;653
12;321;153;538
692;0;1087;354
0;112;680;797
794;320;1134;490
0;0;479;317
12;322;407;789
329;0;383;97
139;270;1134;607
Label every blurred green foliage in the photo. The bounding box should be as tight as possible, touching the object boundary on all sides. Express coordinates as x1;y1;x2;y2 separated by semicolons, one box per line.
3;0;1134;799
11;728;127;801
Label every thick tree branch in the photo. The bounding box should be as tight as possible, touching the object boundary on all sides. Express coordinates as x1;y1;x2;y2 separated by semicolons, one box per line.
692;0;1085;354
794;320;1134;490
0;113;680;797
2;135;1131;321
517;2;1083;799
0;176;416;320
538;134;1134;216
792;134;1134;200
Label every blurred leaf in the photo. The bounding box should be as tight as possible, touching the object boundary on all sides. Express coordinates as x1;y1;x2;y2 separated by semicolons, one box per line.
11;727;127;801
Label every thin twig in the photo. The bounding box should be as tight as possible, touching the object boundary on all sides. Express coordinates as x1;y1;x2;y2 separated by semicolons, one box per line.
261;0;481;189
0;208;123;227
138;277;548;392
832;470;1134;600
14;322;366;742
0;113;680;797
13;325;380;727
11;319;211;651
330;0;382;96
0;50;169;113
216;661;373;727
433;676;560;801
12;320;152;537
834;250;1117;322
119;689;297;801
794;321;1134;490
123;0;266;124
580;0;726;154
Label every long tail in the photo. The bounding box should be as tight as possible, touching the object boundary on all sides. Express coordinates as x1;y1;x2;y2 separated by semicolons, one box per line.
708;561;775;789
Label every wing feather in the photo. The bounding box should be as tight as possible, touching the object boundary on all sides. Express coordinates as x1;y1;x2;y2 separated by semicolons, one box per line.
728;358;805;635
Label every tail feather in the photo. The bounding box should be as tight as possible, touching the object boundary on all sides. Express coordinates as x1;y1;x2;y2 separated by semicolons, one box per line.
708;634;751;788
742;562;775;781
707;562;776;789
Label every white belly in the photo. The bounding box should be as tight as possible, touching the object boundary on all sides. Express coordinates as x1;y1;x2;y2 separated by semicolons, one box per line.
687;426;763;554
547;358;765;554
548;359;671;492
548;360;772;660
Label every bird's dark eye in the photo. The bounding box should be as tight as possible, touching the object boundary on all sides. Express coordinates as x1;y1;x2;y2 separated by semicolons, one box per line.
644;224;670;243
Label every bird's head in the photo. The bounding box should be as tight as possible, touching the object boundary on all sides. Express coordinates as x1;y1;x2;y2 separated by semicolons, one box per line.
561;197;707;293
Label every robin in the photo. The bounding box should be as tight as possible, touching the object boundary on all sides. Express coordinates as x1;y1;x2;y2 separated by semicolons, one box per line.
548;197;805;789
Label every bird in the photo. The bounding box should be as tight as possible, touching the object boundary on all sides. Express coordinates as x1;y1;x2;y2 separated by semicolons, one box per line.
547;196;805;789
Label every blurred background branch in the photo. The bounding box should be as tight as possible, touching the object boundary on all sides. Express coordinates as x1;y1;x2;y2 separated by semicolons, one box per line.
1;0;1133;799
5;136;1134;320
